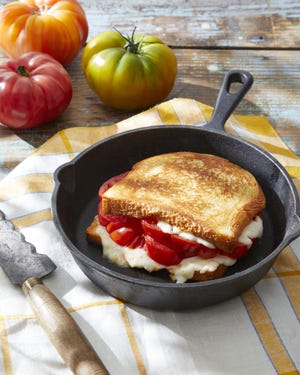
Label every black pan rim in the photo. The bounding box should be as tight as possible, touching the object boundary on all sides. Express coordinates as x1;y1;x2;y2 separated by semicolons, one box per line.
59;123;295;184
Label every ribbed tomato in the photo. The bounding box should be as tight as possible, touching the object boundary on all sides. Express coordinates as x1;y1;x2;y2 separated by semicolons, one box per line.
0;0;88;65
0;52;72;128
82;28;177;110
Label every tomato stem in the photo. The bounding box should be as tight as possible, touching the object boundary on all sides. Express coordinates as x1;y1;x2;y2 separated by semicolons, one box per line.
114;26;142;54
16;66;30;77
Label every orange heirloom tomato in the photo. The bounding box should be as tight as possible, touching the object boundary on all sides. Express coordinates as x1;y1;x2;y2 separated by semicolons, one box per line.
82;29;177;111
0;0;88;65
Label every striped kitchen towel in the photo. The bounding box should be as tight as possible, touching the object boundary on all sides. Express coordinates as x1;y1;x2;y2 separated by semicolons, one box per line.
0;98;299;375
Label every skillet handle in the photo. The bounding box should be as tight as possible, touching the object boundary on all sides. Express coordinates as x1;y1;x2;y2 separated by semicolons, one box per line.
201;70;253;131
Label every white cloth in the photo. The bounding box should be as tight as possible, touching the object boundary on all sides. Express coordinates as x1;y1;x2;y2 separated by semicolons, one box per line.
0;99;299;375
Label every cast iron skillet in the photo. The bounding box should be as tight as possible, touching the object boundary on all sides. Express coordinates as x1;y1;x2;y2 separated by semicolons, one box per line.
52;70;300;310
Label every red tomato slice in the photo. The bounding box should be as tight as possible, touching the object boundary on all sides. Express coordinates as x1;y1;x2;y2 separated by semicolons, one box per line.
110;227;136;247
170;235;199;258
170;235;219;259
129;236;145;249
109;224;144;248
106;221;124;234
225;243;250;259
141;219;170;241
98;172;131;225
144;235;182;266
105;216;143;247
98;172;129;200
98;203;123;226
197;246;220;259
173;235;221;259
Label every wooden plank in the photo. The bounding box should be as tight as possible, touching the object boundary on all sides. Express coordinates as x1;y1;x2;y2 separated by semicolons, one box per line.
0;0;299;179
85;4;300;49
0;48;299;152
1;0;299;49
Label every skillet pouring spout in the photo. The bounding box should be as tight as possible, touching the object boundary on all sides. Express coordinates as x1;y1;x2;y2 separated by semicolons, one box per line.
284;209;300;245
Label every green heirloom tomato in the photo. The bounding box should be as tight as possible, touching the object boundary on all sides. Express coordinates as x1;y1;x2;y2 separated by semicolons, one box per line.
82;29;177;111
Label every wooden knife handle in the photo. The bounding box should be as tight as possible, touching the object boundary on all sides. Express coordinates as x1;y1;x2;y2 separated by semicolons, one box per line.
22;277;109;375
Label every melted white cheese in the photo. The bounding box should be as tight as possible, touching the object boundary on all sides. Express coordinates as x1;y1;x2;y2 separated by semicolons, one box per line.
168;256;235;284
157;221;215;248
157;215;263;249
94;224;236;283
238;216;263;246
94;216;263;283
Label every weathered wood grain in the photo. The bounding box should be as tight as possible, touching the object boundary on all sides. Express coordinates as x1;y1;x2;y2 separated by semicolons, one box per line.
1;0;299;48
1;46;299;151
86;5;300;49
0;0;300;179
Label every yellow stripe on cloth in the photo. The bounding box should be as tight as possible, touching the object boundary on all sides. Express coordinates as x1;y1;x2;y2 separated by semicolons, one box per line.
118;304;147;375
273;247;300;320
33;125;119;156
227;114;300;178
0;309;13;375
231;115;278;136
0;174;53;201
287;167;300;177
12;208;52;229
67;299;121;313
242;288;298;374
26;99;300;181
58;129;76;159
196;102;214;122
156;101;180;124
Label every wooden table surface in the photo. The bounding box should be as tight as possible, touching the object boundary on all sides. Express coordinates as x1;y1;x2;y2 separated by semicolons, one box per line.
0;0;300;180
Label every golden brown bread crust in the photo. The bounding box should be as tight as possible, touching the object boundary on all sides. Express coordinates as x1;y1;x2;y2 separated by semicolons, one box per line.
190;264;227;282
86;218;102;246
101;152;266;252
86;216;227;282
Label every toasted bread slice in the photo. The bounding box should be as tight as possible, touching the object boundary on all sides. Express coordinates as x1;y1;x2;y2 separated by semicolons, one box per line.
86;217;102;246
101;152;266;252
86;216;229;282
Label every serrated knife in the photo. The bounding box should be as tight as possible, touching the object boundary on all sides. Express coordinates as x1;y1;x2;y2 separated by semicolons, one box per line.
0;209;109;375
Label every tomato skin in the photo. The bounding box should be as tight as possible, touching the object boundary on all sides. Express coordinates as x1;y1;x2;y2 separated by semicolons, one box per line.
110;227;137;247
145;235;182;266
98;172;129;201
221;243;250;259
0;0;88;65
141;219;170;242
0;52;72;129
82;30;177;110
98;172;130;226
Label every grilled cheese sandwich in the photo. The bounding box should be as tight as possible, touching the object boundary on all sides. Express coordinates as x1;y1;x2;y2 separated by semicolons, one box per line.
87;152;266;282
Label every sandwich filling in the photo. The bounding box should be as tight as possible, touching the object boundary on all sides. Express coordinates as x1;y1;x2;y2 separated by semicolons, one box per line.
93;171;264;282
91;218;237;283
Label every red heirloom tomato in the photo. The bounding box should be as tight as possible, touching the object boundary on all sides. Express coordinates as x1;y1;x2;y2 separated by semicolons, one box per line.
0;52;73;129
0;0;88;65
82;28;177;110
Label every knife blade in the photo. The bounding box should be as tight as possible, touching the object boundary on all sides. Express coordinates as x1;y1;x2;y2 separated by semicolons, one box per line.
0;209;109;375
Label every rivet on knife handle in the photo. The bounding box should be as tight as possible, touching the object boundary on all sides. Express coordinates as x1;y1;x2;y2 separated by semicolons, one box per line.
22;277;109;375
